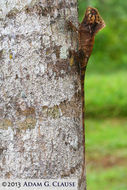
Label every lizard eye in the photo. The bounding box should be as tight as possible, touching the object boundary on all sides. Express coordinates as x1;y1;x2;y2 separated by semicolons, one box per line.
91;9;97;15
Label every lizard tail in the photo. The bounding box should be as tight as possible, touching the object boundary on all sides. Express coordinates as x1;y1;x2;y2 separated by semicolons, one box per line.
80;67;86;188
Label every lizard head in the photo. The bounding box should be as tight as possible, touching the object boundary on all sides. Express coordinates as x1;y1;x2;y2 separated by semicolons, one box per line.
82;7;106;35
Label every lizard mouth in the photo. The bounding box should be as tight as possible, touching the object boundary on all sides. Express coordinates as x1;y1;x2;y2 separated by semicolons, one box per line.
93;20;106;34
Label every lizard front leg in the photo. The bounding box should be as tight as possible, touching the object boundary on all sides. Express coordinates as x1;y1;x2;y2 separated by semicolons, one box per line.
66;15;79;33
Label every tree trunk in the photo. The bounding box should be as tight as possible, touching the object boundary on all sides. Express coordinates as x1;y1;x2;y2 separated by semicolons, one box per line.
0;0;86;189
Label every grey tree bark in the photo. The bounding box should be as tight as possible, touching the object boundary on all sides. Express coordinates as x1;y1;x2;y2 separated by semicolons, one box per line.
0;0;86;189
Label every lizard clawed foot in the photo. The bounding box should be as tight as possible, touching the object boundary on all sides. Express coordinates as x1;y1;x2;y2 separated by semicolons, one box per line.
66;16;79;32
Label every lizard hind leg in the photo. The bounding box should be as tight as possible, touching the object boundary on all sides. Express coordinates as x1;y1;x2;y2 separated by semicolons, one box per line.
68;49;82;74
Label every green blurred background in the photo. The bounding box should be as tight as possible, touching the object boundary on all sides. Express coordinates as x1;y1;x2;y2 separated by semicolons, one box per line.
78;0;127;189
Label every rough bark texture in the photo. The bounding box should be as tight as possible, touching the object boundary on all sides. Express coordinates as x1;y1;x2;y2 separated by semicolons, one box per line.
0;0;86;189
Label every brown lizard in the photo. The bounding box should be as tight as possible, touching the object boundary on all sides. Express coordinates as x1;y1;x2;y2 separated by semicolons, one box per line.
68;7;105;186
